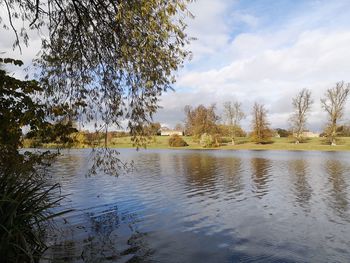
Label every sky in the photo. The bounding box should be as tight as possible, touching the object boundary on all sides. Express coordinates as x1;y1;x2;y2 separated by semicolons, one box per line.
155;0;350;132
1;0;350;132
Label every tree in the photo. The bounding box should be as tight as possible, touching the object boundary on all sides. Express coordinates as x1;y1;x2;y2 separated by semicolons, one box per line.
336;124;350;137
0;59;67;262
200;133;214;148
184;104;219;137
217;124;246;138
321;81;350;145
275;128;292;138
1;0;192;146
223;101;245;145
144;122;161;136
290;89;313;144
174;123;184;132
251;102;272;144
168;134;188;147
0;58;45;149
1;1;193;259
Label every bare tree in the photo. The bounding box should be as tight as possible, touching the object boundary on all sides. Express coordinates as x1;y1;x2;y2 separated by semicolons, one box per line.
251;102;272;144
321;81;350;145
223;101;245;145
290;89;313;144
174;123;184;132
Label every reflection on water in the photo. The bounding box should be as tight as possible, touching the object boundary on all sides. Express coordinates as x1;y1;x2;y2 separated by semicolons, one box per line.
43;149;350;263
325;160;349;218
250;157;271;199
288;159;312;210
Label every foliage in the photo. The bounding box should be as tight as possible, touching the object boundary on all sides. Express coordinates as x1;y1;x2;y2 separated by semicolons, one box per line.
223;101;246;143
0;60;68;262
251;103;273;144
0;149;67;263
216;136;233;144
144;122;161;136
2;0;193;175
0;59;45;148
0;0;192;149
200;133;214;148
26;120;78;148
321;81;350;145
337;125;350;137
184;104;219;137
275;128;292;138
218;124;246;137
168;134;188;147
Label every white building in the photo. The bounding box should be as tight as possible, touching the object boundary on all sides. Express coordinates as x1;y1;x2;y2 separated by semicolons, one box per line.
293;131;320;138
160;130;184;136
160;127;184;136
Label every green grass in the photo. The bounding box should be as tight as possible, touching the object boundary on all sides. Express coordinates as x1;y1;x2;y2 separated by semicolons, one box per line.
33;136;350;151
107;136;350;152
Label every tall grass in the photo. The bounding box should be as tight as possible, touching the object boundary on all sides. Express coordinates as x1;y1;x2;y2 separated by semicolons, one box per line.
0;150;68;262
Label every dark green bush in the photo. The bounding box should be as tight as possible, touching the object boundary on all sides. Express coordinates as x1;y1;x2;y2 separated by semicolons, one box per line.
0;150;68;263
168;135;188;147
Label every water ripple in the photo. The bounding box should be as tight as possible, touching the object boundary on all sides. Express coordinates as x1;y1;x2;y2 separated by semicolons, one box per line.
42;149;350;263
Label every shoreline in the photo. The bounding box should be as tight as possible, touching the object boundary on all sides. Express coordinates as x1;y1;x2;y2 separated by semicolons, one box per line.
24;145;350;152
22;136;350;152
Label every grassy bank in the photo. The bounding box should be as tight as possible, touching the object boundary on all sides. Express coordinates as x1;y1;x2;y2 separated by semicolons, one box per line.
26;136;350;151
102;136;350;151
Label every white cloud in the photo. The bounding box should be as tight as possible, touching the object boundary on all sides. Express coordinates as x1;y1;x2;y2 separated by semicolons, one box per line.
2;0;350;132
185;0;234;61
157;28;350;131
0;7;44;78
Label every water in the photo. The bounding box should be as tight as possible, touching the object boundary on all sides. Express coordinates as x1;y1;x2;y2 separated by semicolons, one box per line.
42;149;350;263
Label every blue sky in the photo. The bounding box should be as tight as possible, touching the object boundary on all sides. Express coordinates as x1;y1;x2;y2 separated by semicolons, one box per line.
1;0;350;132
155;0;350;131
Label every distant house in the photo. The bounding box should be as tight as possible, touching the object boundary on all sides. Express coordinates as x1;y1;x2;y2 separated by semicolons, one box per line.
302;131;320;138
160;127;184;136
294;131;320;138
160;130;184;136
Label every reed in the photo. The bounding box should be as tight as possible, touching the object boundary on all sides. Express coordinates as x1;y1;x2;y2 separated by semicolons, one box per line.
0;150;68;262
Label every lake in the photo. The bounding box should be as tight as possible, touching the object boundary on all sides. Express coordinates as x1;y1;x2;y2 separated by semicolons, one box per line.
42;149;350;263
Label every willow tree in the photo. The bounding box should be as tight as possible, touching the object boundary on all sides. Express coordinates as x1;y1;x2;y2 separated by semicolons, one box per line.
321;81;350;146
251;102;272;144
1;1;192;260
1;0;192;146
290;89;313;144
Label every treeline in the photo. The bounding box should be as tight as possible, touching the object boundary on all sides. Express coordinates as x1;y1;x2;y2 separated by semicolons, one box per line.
23;81;350;148
181;81;350;146
23;122;162;148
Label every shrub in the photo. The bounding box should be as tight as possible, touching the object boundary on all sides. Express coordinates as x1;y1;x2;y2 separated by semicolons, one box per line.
0;150;69;262
218;137;232;144
250;129;274;144
168;135;188;147
275;128;292;138
200;133;214;148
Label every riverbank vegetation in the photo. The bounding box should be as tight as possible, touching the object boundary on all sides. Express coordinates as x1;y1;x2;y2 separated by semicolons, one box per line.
0;59;68;262
23;134;350;151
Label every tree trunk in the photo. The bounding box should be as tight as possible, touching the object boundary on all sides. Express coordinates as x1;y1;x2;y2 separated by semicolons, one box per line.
331;138;336;146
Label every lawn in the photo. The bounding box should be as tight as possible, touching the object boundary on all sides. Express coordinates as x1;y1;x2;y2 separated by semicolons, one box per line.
108;136;350;151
